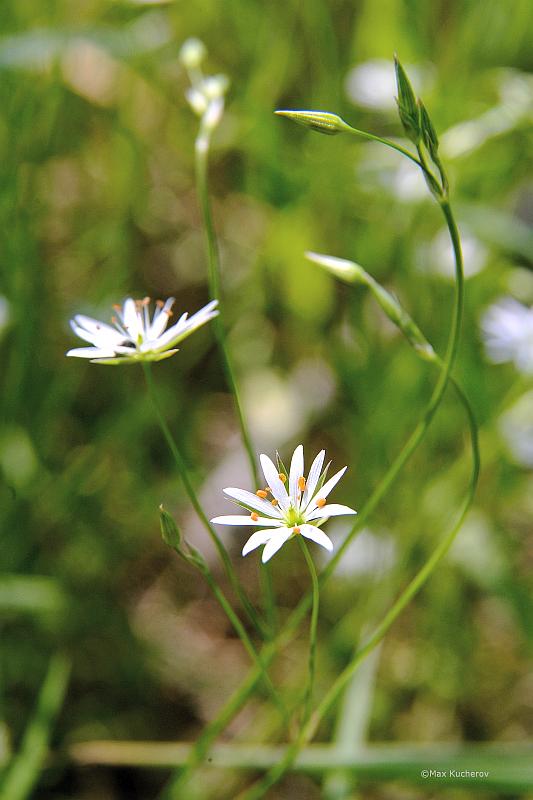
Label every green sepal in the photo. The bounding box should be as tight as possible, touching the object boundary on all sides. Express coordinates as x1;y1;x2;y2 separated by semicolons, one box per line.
394;55;421;144
275;109;351;136
418;99;439;161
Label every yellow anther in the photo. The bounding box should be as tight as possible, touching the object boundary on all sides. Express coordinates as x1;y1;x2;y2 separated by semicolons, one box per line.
271;499;278;507
298;476;306;491
278;473;287;483
256;490;268;499
316;498;326;508
250;512;259;521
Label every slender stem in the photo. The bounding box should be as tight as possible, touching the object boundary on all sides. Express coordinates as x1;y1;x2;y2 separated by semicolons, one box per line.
142;362;266;638
298;537;319;730
194;135;260;488
0;653;70;800
200;569;288;724
344;125;421;166
259;561;277;636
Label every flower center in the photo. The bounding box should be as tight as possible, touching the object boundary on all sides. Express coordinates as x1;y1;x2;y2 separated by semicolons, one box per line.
285;506;304;528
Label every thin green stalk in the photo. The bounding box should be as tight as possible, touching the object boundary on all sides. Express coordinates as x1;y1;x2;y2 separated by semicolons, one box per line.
0;653;70;800
200;569;287;724
298;537;320;730
142;362;266;638
344;125;422;166
194;135;260;489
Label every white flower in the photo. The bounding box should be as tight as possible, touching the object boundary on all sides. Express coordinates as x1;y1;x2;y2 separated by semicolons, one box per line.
481;297;533;374
66;297;218;364
211;445;357;563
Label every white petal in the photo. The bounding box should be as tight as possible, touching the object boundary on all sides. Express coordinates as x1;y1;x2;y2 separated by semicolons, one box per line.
223;487;283;517
306;503;357;521
123;298;142;342
306;466;347;514
149;298;176;340
66;346;117;359
261;528;293;563
289;444;304;506
303;449;325;507
211;514;281;527
242;529;279;556
260;454;290;511
73;315;125;341
300;524;333;551
152;300;218;351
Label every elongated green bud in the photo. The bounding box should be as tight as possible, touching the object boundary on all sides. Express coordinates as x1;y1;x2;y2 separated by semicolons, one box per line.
307;251;436;362
159;505;182;550
394;55;421;144
185;544;208;573
275;109;351;136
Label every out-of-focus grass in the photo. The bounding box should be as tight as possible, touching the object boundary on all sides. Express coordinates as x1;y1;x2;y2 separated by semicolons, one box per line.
0;1;532;798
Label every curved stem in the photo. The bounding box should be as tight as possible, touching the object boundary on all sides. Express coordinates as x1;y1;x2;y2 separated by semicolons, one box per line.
142;362;266;638
344;125;421;166
298;537;320;730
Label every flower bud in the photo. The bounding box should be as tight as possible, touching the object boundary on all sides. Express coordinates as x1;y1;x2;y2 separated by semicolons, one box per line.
179;38;206;70
394;55;421;144
418;99;439;162
275;109;351;136
305;251;366;283
159;505;182;550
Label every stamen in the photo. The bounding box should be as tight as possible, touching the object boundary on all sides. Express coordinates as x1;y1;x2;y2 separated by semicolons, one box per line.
250;512;259;522
142;296;150;305
278;473;287;483
271;499;278;507
293;526;301;534
298;476;306;491
164;309;174;317
256;490;268;498
156;299;164;308
316;498;326;508
112;304;122;312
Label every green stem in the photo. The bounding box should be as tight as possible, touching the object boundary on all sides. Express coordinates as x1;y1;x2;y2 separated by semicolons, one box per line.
194;134;260;489
142;362;266;638
200;569;288;724
344;125;421;166
298;537;320;730
0;653;70;800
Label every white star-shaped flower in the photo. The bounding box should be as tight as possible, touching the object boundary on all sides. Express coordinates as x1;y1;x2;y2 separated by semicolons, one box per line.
481;297;533;375
66;297;218;364
211;445;357;563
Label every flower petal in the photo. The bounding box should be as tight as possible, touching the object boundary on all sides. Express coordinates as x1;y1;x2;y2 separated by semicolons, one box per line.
242;529;279;556
148;298;176;339
300;524;333;551
302;449;325;507
261;528;293;563
306;503;357;521
123;298;142;342
152;300;218;351
66;346;117;359
211;515;281;527
306;466;347;514
289;444;304;506
260;454;290;511
223;488;283;518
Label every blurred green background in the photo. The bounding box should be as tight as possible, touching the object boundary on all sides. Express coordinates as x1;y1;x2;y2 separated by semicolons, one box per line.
1;1;532;798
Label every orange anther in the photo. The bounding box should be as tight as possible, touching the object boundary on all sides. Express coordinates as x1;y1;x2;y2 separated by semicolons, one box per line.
271;499;278;507
156;299;164;308
293;527;301;534
250;512;259;521
112;304;122;312
316;498;326;508
278;473;287;483
298;476;306;491
256;490;268;498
